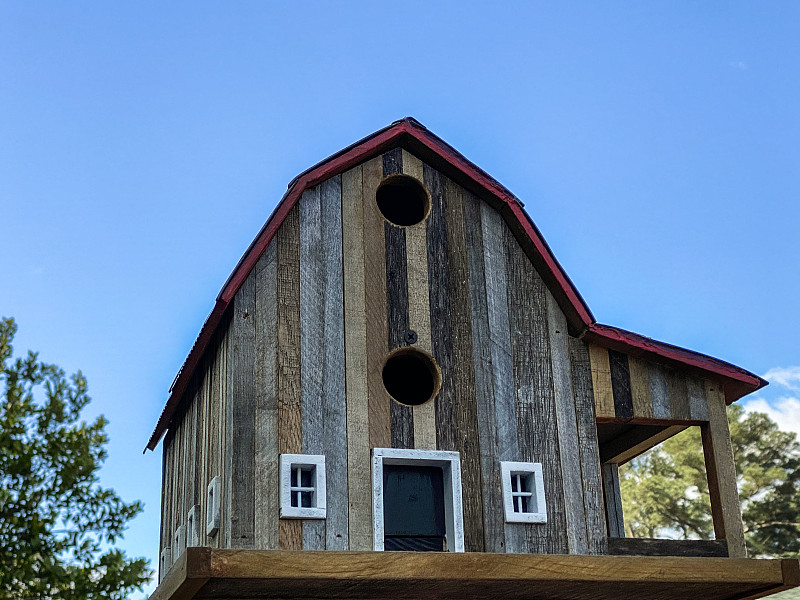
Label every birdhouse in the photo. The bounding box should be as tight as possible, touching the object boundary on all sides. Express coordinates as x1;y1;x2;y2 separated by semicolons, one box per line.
147;119;799;600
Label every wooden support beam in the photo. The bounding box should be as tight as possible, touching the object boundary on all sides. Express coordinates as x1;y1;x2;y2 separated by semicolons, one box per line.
600;425;686;465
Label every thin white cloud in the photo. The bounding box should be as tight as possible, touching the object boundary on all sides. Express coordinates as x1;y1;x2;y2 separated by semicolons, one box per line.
762;366;800;391
743;396;800;437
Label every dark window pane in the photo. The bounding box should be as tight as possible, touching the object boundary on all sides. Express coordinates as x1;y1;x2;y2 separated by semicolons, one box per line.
385;535;445;552
300;467;314;487
383;465;445;538
519;475;530;493
291;491;299;508
511;475;519;492
301;491;313;508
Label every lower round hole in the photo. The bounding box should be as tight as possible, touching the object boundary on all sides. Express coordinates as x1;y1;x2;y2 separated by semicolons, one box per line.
382;349;441;406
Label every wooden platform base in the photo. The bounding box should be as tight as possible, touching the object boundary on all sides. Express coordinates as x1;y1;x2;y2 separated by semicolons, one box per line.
153;548;799;600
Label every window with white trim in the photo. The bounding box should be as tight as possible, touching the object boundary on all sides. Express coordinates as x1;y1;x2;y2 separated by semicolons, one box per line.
279;454;326;519
207;476;221;537
187;504;200;547
500;461;547;523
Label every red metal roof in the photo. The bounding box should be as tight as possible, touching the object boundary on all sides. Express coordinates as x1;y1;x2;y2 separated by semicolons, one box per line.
145;118;766;451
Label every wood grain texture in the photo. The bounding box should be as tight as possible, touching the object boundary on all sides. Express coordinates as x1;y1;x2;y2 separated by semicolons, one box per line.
299;185;326;551
464;191;505;553
230;266;257;549
687;377;709;422
602;463;625;538
362;156;391;450
608;350;633;420
254;242;278;549
320;175;348;550
342;164;370;550
600;425;686;465
481;201;524;554
608;537;728;557
441;176;484;552
548;291;588;555
588;344;615;419
407;155;435;450
628;356;653;420
276;205;302;551
703;381;747;558
505;225;566;555
569;337;608;555
667;369;691;421
650;363;671;420
382;146;402;176
223;325;233;548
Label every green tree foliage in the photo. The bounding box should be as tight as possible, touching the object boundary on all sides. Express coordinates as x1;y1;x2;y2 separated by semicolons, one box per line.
0;317;151;599
620;404;800;558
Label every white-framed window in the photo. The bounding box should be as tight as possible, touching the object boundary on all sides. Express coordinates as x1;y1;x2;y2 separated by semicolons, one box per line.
500;461;547;523
207;476;221;537
159;546;171;582
279;454;326;519
172;524;186;560
187;504;200;547
372;448;465;552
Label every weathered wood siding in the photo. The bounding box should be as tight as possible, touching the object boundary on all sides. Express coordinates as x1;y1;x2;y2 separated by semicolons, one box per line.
160;147;618;559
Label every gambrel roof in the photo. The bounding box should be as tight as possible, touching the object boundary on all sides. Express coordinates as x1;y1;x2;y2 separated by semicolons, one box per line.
146;118;766;451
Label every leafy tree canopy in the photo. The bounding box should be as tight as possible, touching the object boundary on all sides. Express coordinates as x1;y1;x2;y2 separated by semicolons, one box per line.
0;317;151;599
620;403;800;558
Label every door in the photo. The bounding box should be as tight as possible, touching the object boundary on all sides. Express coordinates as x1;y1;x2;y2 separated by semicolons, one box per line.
382;464;446;551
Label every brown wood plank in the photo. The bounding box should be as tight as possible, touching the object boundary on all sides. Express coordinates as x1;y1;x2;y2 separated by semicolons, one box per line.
382;146;402;176
505;224;566;555
608;537;728;557
548;291;588;554
667;368;691;421
628;356;653;420
588;344;615;419
600;424;687;465
602;463;625;538
229;265;257;549
254;242;278;549
441;175;484;552
463;190;505;553
405;153;435;450
425;163;456;455
609;350;633;419
702;380;747;558
363;156;391;450
342;164;371;550
276;204;302;551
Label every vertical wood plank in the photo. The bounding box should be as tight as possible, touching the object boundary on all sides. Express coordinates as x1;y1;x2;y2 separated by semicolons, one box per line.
702;381;747;558
320;175;348;550
628;356;653;420
254;242;279;549
602;463;625;538
481;201;525;554
277;205;302;550
342;165;371;550
161;431;172;556
300;185;326;551
229;268;257;549
688;377;709;421
223;325;233;548
569;337;608;555
667;369;691;421
548;292;588;555
442;176;484;552
650;364;671;420
218;329;229;549
588;344;615;419
506;225;566;555
609;350;634;420
363;157;391;450
407;157;435;450
193;382;204;542
464;191;505;553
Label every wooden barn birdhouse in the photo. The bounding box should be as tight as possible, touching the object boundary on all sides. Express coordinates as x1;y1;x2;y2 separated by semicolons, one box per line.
147;119;799;600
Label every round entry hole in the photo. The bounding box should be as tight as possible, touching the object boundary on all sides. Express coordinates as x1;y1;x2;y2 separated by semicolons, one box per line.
376;175;430;227
382;348;441;406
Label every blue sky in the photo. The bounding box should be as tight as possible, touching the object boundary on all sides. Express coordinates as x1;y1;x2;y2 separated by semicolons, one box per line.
2;3;799;597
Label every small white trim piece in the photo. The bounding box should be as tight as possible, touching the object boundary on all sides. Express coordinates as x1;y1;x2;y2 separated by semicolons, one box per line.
372;448;465;552
187;504;200;547
159;546;171;582
279;454;327;519
172;524;186;560
207;476;221;537
500;461;547;523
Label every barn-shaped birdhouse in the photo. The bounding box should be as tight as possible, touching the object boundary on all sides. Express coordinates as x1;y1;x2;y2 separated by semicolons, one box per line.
148;119;799;600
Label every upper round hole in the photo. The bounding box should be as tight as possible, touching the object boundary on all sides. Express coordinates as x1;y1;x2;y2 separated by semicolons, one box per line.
382;348;441;406
376;175;430;227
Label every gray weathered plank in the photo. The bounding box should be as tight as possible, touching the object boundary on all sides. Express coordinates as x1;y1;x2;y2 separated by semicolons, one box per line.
464;191;504;553
649;364;671;420
687;377;709;421
609;350;633;420
569;337;608;555
254;242;279;549
667;369;691;421
602;463;625;538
